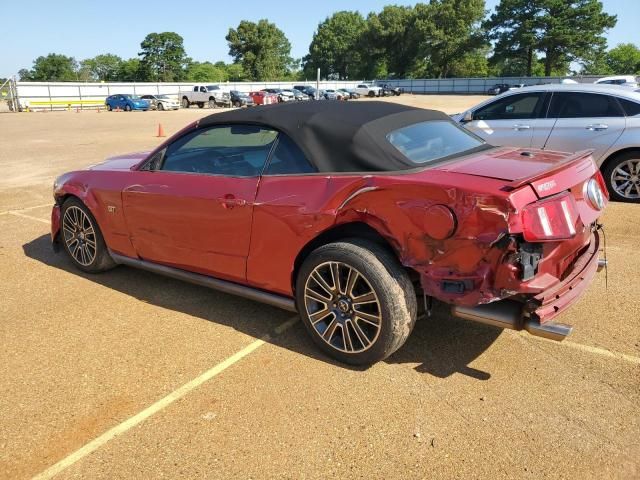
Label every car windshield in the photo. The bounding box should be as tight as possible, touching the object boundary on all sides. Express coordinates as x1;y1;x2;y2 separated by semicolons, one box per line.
386;120;485;165
156;95;169;99
125;95;141;99
206;86;219;91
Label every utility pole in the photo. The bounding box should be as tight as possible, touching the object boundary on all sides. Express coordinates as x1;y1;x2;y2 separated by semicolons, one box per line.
316;68;320;100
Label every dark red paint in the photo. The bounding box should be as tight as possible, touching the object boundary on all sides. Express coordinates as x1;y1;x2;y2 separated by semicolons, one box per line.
52;131;606;324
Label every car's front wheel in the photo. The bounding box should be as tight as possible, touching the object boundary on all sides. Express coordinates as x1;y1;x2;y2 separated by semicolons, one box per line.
106;104;112;111
60;198;116;273
182;98;190;109
603;152;640;202
157;102;164;111
124;105;131;112
296;239;417;365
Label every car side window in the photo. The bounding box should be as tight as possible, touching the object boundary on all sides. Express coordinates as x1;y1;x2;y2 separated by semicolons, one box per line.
616;98;640;117
265;134;316;175
474;93;544;120
160;125;278;176
548;92;624;118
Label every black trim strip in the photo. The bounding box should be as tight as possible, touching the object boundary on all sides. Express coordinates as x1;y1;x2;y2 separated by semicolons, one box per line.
110;252;297;312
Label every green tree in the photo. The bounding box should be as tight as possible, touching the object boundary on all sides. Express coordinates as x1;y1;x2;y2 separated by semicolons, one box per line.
487;0;616;76
537;0;616;76
186;61;228;82
226;20;293;80
606;43;640;74
80;54;123;81
117;58;145;81
139;32;188;81
485;0;540;76
24;54;78;81
225;63;246;81
18;69;32;81
304;11;367;80
416;0;487;78
365;6;419;78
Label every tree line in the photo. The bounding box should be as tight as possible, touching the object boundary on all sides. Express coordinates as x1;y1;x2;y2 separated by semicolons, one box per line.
16;0;640;83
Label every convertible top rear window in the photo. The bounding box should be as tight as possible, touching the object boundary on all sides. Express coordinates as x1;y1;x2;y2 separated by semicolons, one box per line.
386;120;485;165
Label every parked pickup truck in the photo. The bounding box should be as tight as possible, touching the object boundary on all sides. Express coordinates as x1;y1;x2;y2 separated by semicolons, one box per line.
180;85;230;109
378;83;404;96
355;83;382;97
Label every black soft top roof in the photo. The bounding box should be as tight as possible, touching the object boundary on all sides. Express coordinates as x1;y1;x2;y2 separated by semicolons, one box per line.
198;101;452;173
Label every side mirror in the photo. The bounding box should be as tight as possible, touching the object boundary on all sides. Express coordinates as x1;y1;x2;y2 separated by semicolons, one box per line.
461;111;473;123
142;149;165;171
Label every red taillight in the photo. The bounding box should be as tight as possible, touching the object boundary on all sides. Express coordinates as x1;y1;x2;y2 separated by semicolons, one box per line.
521;192;581;242
594;170;609;201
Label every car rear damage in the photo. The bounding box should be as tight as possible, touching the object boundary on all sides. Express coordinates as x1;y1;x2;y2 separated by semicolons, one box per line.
409;148;608;341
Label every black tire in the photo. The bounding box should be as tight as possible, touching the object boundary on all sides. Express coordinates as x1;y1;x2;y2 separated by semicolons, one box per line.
124;104;131;112
368;91;375;98
601;151;640;203
198;102;204;108
208;98;216;109
60;198;116;274
157;102;164;111
296;239;417;365
182;97;190;109
106;104;112;111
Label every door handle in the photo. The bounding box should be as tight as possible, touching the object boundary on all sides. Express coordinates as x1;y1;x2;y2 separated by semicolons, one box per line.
513;124;531;131
586;124;608;131
218;194;246;209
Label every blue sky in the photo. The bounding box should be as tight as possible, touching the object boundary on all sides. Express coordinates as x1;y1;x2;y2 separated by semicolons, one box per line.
1;0;636;77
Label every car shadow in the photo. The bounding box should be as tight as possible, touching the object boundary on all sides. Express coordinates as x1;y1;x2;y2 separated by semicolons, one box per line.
23;234;500;380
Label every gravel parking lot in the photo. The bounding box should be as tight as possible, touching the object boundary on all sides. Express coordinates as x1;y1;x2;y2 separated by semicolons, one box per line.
1;96;639;480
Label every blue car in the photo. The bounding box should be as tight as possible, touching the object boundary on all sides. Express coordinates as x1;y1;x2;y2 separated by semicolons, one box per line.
105;94;150;112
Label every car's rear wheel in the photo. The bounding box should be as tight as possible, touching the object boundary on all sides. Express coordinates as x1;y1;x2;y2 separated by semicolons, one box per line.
198;102;204;108
602;152;640;202
182;98;189;109
157;102;164;111
368;91;375;98
60;198;116;273
124;105;131;112
296;239;417;365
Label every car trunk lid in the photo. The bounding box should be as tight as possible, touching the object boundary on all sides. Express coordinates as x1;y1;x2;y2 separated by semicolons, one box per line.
434;147;598;199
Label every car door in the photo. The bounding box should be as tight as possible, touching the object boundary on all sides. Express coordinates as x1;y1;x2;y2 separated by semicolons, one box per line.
463;92;548;148
543;92;626;163
247;133;319;295
122;124;278;283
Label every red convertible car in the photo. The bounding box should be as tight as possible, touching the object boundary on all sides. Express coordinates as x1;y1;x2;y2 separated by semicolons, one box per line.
52;102;607;365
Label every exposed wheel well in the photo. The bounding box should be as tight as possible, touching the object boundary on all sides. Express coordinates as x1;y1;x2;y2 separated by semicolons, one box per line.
600;147;640;172
291;222;406;293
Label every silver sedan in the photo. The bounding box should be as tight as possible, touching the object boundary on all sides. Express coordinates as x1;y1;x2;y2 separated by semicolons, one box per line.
453;84;640;202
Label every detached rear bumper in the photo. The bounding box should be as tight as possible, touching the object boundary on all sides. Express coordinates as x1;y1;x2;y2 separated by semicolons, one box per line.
528;231;600;324
453;231;601;341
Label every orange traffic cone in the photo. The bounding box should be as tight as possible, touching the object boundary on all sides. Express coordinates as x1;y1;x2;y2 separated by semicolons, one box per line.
156;123;166;137
76;107;80;113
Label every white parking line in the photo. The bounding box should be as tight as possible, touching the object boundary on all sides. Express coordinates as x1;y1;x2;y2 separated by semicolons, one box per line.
513;331;640;365
8;211;50;224
31;315;299;480
0;203;52;216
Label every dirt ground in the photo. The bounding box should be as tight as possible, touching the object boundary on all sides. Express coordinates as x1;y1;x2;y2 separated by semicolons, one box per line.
0;96;639;480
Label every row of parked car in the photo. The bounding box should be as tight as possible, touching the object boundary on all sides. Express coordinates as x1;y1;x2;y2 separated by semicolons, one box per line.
105;82;405;112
